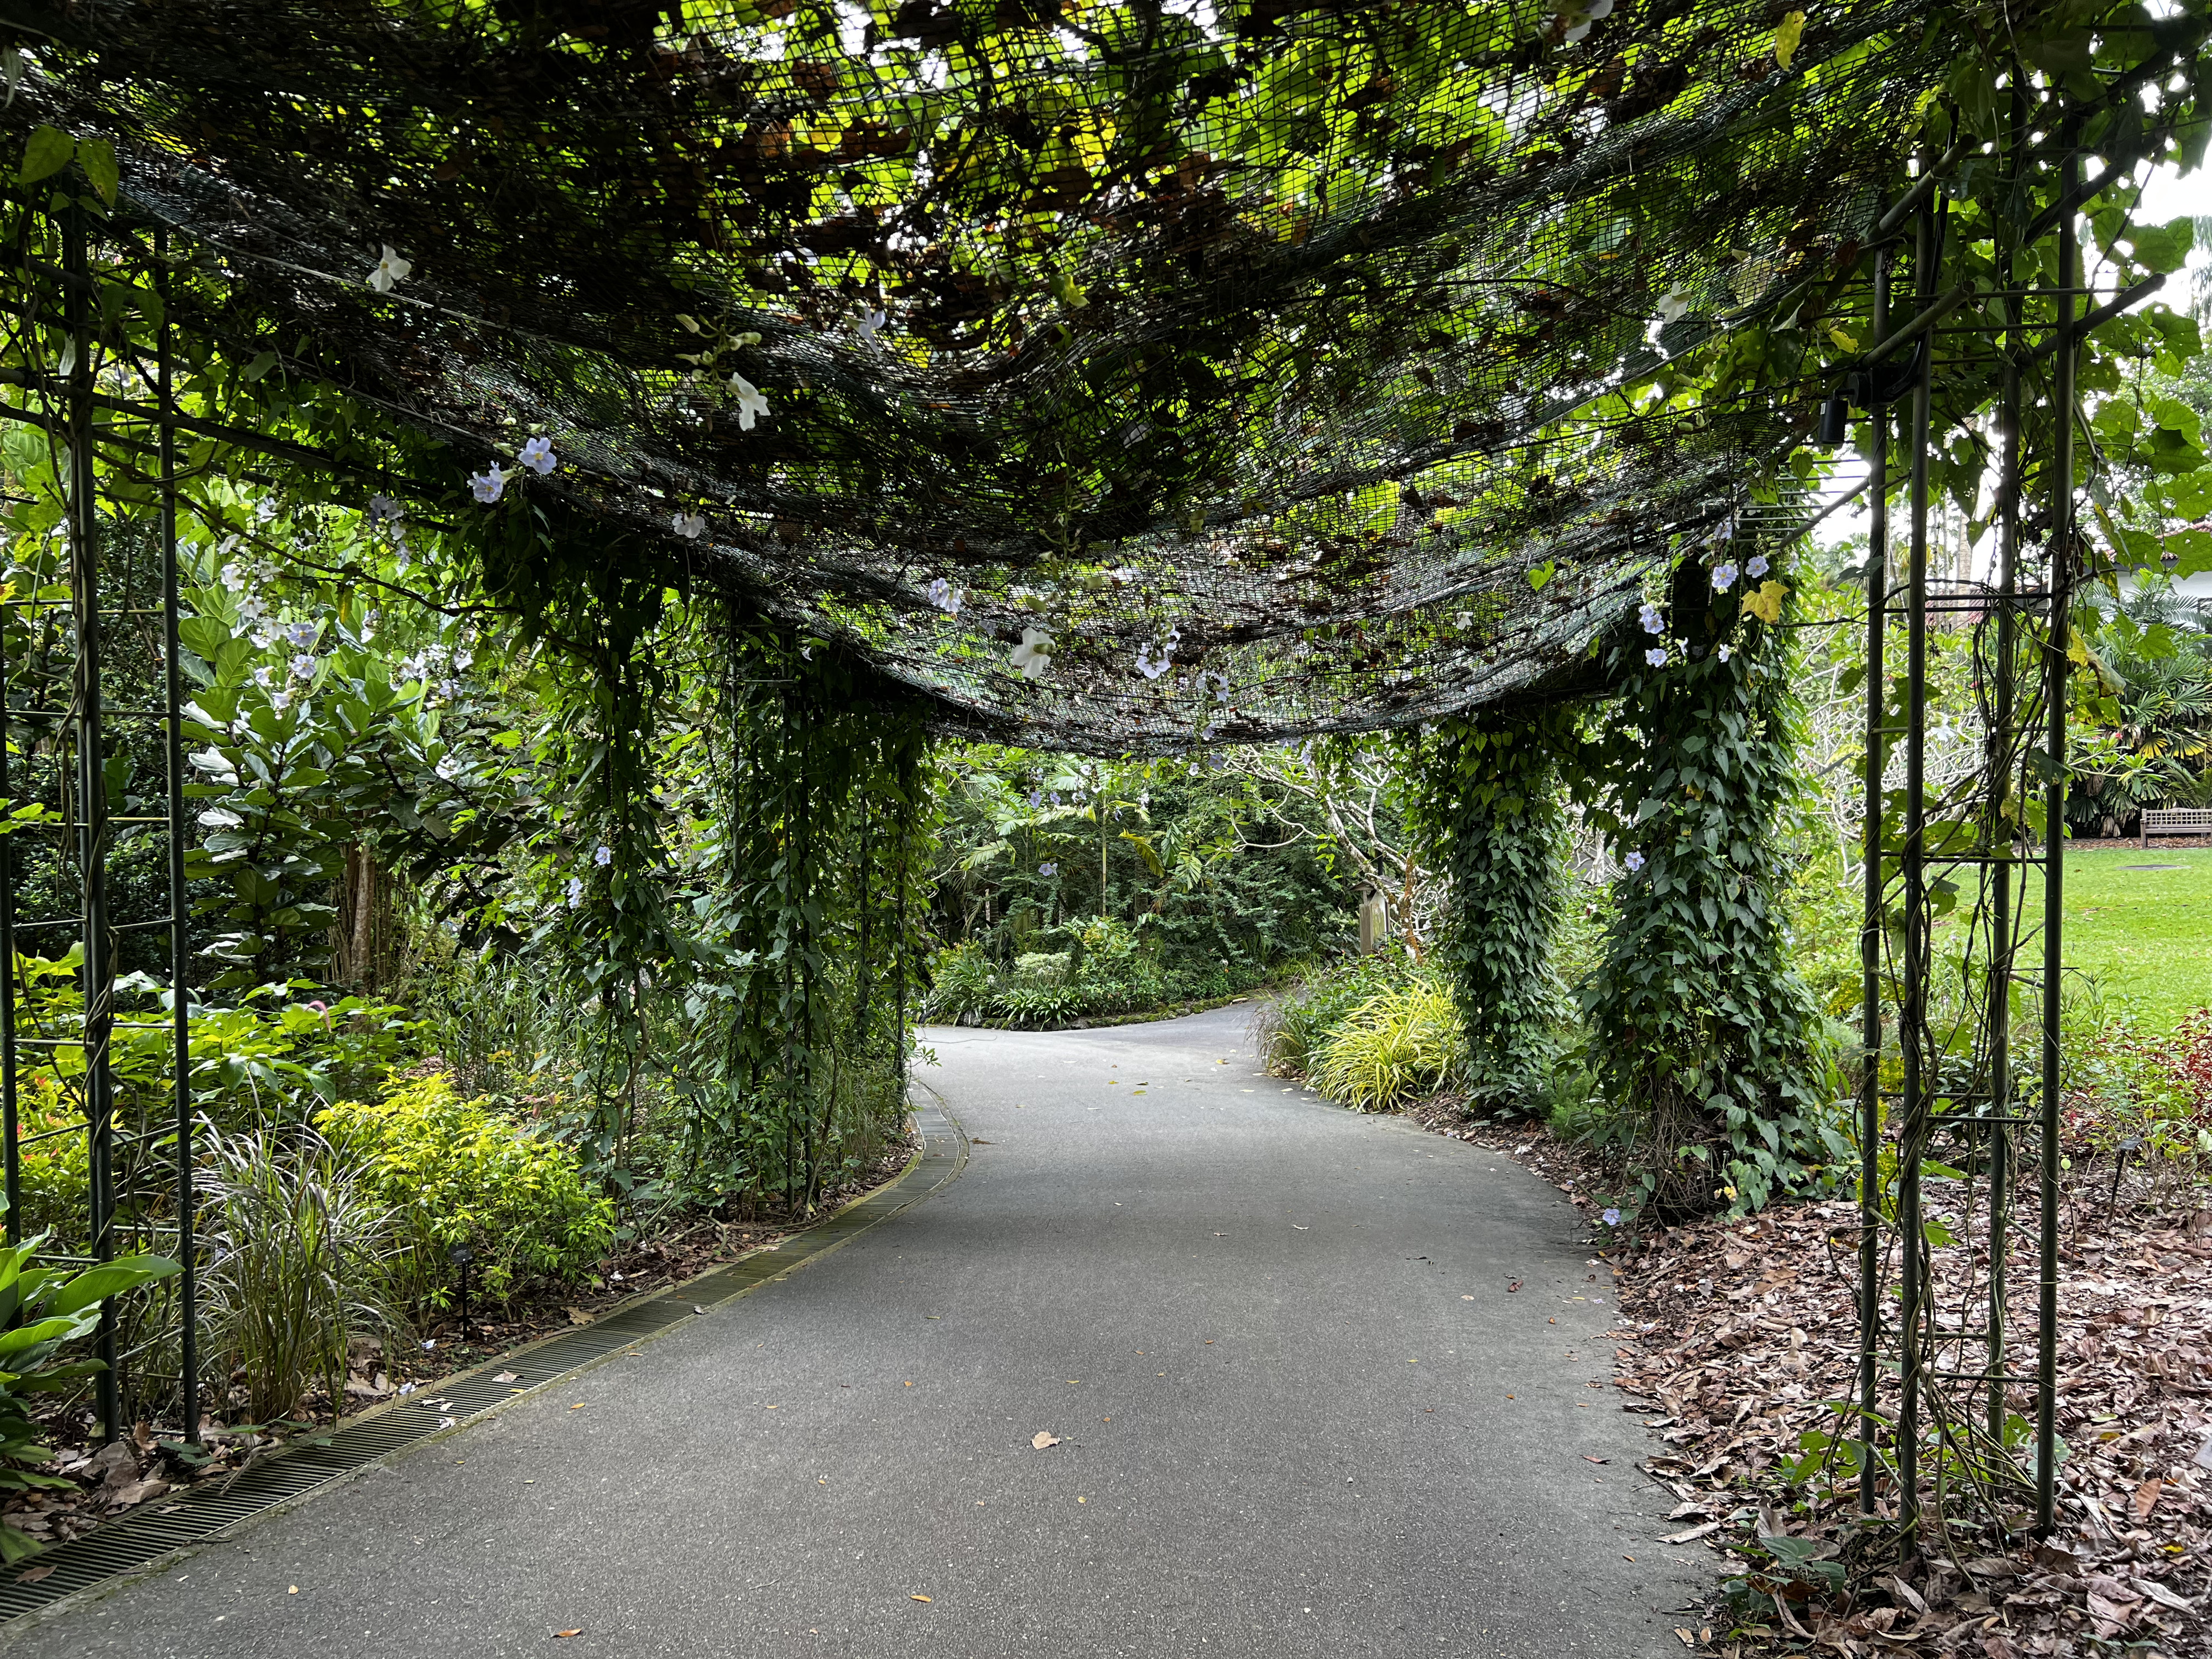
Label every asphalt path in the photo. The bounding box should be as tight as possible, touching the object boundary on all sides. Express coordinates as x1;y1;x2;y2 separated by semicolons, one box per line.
6;1005;1707;1657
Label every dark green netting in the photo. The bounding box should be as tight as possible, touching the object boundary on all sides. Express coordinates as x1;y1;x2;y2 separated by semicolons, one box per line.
3;0;1942;749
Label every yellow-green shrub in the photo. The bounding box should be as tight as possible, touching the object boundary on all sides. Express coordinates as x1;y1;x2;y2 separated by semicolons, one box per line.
1308;981;1462;1112
12;1077;87;1246
317;1074;614;1310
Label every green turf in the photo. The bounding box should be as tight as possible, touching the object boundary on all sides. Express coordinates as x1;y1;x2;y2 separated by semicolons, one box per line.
2021;847;2212;1030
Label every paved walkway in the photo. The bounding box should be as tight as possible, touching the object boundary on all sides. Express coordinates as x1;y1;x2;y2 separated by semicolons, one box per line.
6;1007;1706;1657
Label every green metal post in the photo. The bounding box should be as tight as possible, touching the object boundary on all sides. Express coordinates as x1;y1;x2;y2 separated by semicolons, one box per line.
2035;156;2079;1540
1856;247;1891;1515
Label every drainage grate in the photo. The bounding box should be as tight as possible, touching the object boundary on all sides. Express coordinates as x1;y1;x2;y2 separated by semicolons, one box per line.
0;1100;966;1623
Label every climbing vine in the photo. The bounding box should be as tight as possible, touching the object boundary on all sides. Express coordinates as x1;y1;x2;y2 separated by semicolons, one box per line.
1404;706;1579;1112
1577;544;1844;1220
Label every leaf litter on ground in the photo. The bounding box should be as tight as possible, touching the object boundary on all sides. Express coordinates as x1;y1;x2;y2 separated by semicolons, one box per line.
1399;1094;2212;1657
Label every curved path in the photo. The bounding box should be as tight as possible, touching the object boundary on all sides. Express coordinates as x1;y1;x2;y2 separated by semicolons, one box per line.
6;1007;1704;1657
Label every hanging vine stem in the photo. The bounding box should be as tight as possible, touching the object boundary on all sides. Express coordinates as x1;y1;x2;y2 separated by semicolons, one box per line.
711;613;934;1218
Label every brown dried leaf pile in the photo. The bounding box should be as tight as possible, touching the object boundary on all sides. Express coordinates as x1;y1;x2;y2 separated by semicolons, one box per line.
1405;1101;2212;1658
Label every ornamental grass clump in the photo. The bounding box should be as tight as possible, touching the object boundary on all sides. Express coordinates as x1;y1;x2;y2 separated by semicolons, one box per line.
199;1125;396;1425
1307;980;1462;1113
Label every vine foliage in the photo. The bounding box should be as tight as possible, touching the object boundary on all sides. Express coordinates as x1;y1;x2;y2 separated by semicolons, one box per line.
1578;551;1843;1219
1404;706;1578;1112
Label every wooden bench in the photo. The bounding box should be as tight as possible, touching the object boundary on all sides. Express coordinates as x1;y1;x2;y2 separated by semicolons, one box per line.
2141;807;2212;846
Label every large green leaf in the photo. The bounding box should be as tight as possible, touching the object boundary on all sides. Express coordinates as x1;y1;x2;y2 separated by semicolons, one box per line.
16;125;72;185
42;1255;181;1319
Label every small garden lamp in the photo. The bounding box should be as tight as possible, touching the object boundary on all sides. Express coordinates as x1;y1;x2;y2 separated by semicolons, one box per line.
448;1241;476;1342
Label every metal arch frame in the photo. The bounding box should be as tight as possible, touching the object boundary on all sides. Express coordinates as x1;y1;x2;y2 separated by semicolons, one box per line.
1847;133;2088;1546
0;205;199;1443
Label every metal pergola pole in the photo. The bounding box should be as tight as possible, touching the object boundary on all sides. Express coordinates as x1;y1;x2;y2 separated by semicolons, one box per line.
1983;93;2026;1449
2035;153;2079;1541
62;206;123;1441
1895;190;1938;1542
1855;245;1891;1516
157;226;201;1446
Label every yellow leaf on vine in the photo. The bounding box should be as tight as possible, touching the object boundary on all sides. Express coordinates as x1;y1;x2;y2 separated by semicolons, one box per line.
1744;580;1789;624
1773;12;1806;69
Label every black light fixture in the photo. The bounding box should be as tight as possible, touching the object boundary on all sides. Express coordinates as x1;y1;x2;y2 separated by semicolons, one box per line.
447;1241;476;1343
1817;389;1851;447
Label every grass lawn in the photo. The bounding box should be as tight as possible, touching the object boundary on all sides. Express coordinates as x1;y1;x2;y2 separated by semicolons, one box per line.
2023;847;2212;1030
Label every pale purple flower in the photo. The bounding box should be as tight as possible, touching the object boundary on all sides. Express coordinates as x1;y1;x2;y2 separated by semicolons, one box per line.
254;498;277;524
1624;850;1646;873
1135;641;1172;680
518;436;557;475
925;577;962;614
253;666;276;689
1717;644;1733;662
289;653;316;681
1029;790;1044;808
1711;562;1738;592
1602;1208;1621;1226
286;621;317;649
1559;0;1613;43
366;244;411;293
1639;602;1664;635
368;495;404;524
565;875;584;909
593;843;613;867
1645;646;1668;667
1039;862;1058;878
1010;627;1055;679
672;512;706;539
728;372;770;430
1746;553;1770;578
469;468;507;504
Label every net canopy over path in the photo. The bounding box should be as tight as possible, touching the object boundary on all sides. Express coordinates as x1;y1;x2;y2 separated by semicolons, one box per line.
9;0;1948;751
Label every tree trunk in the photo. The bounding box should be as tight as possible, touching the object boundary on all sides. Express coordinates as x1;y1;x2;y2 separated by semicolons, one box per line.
330;844;395;993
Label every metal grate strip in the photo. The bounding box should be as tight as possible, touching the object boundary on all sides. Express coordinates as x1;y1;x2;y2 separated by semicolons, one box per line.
0;1102;965;1623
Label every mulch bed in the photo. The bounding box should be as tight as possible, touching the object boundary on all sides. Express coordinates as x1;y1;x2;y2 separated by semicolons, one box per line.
1400;1098;2212;1658
0;1128;919;1561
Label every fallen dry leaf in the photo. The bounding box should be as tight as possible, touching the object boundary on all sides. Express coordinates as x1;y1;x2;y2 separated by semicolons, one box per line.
910;1594;931;1603
1663;1521;1722;1545
1582;1455;1610;1465
564;1308;592;1327
1031;1431;1060;1449
493;1371;519;1384
1507;1280;1522;1293
2133;1476;2162;1519
14;1566;52;1584
2135;1577;2194;1614
554;1630;583;1639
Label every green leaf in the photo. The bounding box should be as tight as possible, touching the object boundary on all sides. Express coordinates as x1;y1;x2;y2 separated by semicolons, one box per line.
2126;219;2192;275
75;137;117;206
17;126;72;185
43;1255;179;1319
